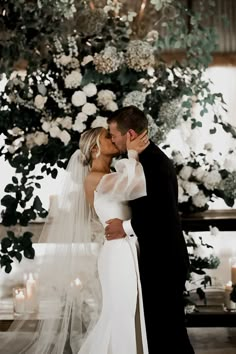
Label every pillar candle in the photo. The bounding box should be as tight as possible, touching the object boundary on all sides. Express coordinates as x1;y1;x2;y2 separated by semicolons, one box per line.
224;281;236;311
26;273;38;312
231;263;236;285
13;288;25;314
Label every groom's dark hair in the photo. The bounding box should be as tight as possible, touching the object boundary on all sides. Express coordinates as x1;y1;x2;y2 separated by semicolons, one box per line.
107;105;148;135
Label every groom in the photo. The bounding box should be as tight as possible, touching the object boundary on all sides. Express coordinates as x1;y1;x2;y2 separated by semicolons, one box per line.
105;106;195;354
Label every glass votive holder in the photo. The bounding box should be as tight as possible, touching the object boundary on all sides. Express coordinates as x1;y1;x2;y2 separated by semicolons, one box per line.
12;287;26;315
224;281;236;312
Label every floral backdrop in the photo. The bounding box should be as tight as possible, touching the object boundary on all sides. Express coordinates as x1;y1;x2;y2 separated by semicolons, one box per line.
0;0;235;274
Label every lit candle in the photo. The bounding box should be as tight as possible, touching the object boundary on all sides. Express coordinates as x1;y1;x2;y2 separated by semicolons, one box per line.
26;273;38;312
74;277;82;288
70;277;82;289
13;288;25;314
224;281;236;311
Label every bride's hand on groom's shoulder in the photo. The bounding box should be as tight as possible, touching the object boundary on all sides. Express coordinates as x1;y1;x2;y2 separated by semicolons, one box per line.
127;130;150;153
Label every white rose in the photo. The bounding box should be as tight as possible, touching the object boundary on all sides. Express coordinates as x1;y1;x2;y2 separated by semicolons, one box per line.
58;55;72;66
49;126;61;138
60;116;73;130
172;151;184;165
71;91;87;107
192;167;206;181
8;127;23;136
182;181;199;197
192;190;209;208
34;131;48;146
42;121;51;132
81;55;93;66
34;94;47;110
59;130;71;145
203;170;221;190
83;83;97;97
82;103;97;116
179;166;193;180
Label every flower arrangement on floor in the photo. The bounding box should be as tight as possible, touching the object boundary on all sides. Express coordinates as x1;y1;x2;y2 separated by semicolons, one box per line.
0;0;235;272
184;229;220;306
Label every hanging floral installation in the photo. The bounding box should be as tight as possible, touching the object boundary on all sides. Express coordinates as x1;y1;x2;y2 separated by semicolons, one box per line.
0;0;235;272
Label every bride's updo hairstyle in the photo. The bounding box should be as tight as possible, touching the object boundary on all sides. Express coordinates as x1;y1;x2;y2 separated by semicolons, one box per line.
79;127;103;166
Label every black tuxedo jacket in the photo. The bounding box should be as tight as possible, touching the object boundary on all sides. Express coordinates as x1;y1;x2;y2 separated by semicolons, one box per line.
129;141;190;290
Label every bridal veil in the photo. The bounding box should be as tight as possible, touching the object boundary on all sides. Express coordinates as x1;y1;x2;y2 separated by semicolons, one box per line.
0;150;104;354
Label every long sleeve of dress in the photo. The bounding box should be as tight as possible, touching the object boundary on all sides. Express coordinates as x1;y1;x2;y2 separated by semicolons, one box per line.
96;150;147;202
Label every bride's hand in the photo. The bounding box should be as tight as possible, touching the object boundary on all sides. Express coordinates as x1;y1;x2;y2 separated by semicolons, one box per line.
127;130;150;153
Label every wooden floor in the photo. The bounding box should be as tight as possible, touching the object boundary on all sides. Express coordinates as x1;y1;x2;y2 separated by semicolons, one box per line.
188;327;236;354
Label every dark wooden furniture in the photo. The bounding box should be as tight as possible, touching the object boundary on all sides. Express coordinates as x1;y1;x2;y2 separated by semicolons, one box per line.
186;305;236;327
181;209;236;232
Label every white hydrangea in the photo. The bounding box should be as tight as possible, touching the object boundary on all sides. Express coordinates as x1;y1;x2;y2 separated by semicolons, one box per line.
83;83;97;97
94;46;123;74
192;167;207;181
97;90;116;108
8;137;24;153
179;166;193;180
57;54;72;66
192;190;210;208
56;116;73;130
106;101;118;111
71;91;87;107
178;184;189;203
34;131;49;146
49;126;61;138
72;112;88;133
82;103;97;116
42;121;51;133
182;181;199;197
64;71;82;89
202;170;221;190
91;116;108;129
122;90;146;110
34;94;47;110
8;127;24;136
171;151;185;165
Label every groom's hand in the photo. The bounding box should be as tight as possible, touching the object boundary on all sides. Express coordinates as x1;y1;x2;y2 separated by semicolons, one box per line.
105;218;126;240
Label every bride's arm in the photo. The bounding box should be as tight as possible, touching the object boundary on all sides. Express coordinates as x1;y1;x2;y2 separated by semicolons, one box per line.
97;130;149;199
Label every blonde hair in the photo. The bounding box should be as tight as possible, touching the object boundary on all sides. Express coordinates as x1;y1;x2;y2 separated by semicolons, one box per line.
79;127;103;166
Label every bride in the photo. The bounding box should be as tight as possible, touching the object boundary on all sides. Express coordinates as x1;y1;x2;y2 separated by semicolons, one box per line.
0;126;149;354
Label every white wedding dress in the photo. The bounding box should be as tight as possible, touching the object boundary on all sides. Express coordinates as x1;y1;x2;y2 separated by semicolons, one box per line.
78;154;149;354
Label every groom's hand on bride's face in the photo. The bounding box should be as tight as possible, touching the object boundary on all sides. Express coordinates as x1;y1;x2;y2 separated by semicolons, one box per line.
126;130;150;153
105;218;126;240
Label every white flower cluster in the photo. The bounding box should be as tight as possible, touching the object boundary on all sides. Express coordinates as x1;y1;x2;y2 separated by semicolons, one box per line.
42;119;71;145
125;40;155;72
171;149;234;209
122;91;147;110
94;46;124;74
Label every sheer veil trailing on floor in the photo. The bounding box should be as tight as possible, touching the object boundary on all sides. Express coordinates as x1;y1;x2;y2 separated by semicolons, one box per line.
0;150;104;354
